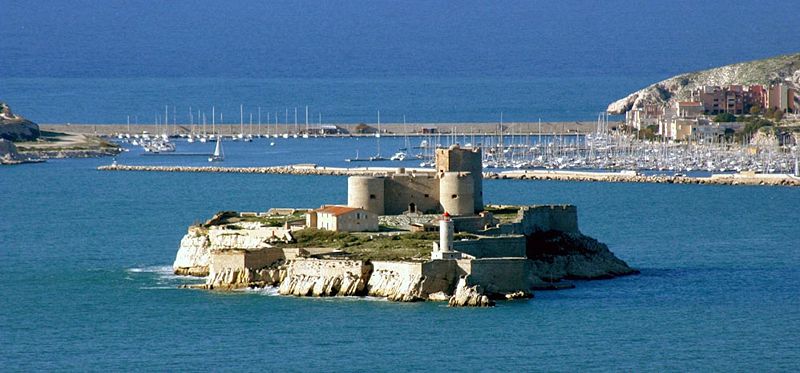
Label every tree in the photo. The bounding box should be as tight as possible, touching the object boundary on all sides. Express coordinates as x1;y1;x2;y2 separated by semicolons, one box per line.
743;118;773;136
749;104;761;115
713;112;736;122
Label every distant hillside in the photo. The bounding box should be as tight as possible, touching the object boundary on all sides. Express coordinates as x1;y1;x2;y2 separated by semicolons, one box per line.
0;102;40;141
607;53;800;114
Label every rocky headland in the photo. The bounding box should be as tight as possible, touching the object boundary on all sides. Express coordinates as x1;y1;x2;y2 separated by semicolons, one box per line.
607;53;800;114
0;102;121;163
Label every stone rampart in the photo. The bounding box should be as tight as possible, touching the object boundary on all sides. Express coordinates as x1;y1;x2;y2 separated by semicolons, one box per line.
485;205;579;235
457;258;530;294
453;235;526;258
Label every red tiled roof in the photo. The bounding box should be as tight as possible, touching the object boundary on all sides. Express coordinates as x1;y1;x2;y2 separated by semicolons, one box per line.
315;205;360;216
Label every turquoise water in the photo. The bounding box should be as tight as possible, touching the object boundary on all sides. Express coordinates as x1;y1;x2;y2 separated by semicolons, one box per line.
2;147;799;370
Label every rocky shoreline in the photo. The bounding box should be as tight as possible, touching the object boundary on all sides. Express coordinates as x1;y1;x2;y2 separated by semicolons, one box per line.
98;164;800;187
172;211;638;307
19;148;121;159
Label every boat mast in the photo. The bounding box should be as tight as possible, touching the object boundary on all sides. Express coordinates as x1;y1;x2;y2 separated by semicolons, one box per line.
377;110;381;156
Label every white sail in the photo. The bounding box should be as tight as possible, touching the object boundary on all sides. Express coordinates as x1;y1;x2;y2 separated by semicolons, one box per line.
209;136;224;162
213;137;222;157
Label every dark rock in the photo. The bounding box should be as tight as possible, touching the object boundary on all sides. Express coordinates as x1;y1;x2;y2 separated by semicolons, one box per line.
0;102;40;141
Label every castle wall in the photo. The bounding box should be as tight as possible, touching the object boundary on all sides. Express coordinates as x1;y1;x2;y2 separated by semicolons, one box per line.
453;235;526;258
485;205;579;236
439;172;475;216
384;174;440;214
518;205;579;234
210;247;285;273
457;258;530;294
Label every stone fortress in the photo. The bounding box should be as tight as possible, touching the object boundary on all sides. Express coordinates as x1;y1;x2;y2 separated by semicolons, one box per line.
347;146;483;216
173;145;637;307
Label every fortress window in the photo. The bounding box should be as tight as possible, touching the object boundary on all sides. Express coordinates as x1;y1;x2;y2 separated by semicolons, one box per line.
451;194;458;199
369;194;376;199
424;194;429;198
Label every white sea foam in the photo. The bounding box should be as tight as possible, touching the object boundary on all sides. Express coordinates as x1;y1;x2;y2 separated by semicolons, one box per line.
126;265;173;274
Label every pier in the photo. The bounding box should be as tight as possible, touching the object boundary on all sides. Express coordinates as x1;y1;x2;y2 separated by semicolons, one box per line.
97;164;800;187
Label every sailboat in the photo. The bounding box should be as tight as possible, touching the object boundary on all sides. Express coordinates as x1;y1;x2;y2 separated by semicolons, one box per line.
370;110;387;161
208;136;224;162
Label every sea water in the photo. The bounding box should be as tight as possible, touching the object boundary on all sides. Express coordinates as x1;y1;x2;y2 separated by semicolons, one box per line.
1;150;798;371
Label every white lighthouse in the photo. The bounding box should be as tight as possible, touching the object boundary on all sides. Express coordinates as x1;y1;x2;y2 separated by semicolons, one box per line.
432;212;462;260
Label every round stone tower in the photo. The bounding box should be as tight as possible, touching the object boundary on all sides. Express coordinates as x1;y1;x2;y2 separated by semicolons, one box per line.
347;176;385;215
439;171;475;216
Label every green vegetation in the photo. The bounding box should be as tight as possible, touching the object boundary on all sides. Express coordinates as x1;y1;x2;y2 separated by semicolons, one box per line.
713;112;736;122
764;107;784;121
743;118;774;136
631;125;661;141
484;205;520;223
207;210;306;228
279;228;477;261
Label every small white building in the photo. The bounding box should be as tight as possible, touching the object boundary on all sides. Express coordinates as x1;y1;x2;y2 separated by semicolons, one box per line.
306;205;379;232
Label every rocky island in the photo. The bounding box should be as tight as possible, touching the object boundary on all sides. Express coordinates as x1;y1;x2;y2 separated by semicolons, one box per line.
173;146;637;306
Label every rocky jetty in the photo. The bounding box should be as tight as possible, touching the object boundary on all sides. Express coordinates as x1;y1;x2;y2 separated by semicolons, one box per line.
607;53;800;114
100;164;800;187
0;102;40;142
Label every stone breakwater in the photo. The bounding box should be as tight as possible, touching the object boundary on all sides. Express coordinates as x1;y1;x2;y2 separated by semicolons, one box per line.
493;170;800;187
99;164;800;187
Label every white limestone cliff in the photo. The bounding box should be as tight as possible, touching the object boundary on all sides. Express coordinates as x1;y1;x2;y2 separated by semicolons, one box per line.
173;225;294;276
366;268;426;301
173;230;210;276
277;259;369;297
205;267;286;290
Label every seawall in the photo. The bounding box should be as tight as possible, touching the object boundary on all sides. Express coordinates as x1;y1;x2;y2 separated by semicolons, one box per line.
98;164;800;187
